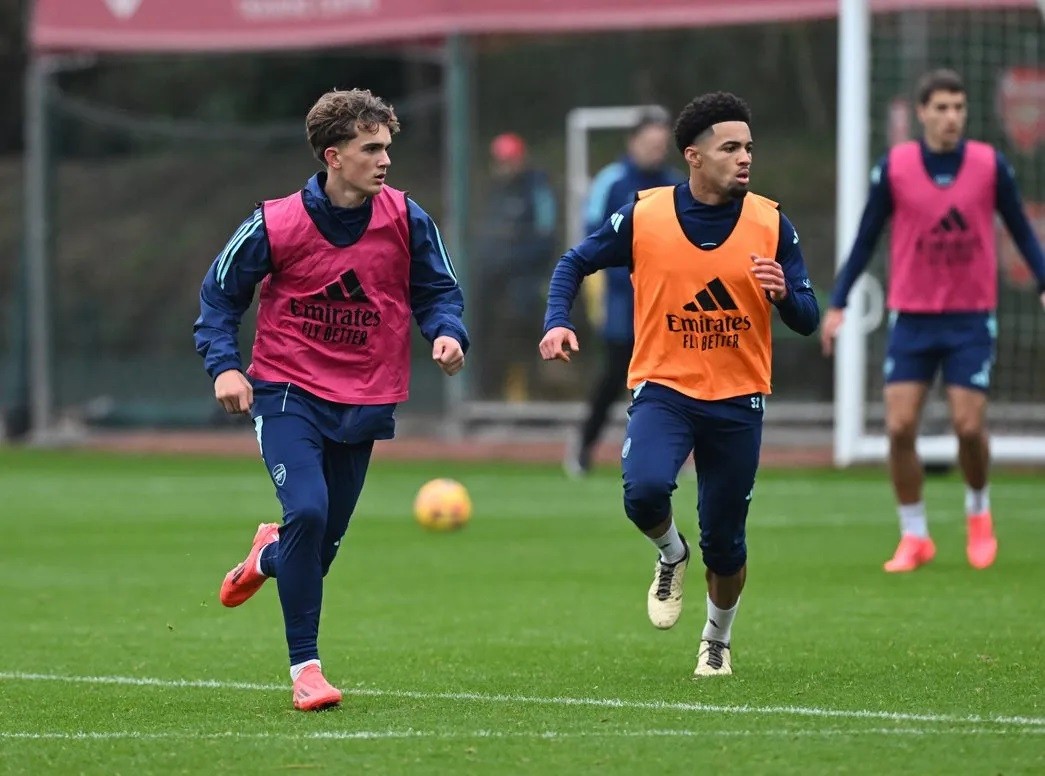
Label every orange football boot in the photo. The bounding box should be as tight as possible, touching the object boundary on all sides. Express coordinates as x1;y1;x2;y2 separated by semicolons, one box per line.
966;512;998;570
293;665;342;711
883;534;936;573
219;523;280;607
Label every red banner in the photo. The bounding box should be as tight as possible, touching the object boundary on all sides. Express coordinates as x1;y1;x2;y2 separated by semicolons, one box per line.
30;0;1038;54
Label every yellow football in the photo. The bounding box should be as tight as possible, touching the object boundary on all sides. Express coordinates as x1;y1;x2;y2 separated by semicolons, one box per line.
413;478;472;532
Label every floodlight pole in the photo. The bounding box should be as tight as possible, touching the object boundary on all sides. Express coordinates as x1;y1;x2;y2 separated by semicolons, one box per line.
23;55;54;443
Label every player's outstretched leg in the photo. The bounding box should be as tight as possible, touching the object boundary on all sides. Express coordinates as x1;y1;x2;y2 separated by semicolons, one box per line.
947;384;997;569
251;414;347;711
621;385;696;630
290;438;372;711
219;522;280;607
883;382;935;572
689;398;760;678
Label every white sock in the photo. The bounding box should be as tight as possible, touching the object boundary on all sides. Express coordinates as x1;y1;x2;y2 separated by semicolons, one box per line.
965;485;990;517
290;659;321;682
650;522;686;564
898;501;928;538
701;595;739;645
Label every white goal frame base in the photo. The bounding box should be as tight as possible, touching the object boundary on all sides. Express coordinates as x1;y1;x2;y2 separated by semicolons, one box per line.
846;435;1045;464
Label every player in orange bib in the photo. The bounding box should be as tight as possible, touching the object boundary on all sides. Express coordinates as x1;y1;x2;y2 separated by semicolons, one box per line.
540;92;819;678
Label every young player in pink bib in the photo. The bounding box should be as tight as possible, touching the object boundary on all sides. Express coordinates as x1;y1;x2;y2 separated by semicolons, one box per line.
194;89;468;710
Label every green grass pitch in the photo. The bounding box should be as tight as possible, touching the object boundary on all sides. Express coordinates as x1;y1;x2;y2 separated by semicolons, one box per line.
0;449;1042;774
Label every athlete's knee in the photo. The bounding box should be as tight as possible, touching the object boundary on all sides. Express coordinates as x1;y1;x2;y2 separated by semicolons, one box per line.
886;411;919;445
700;532;747;576
885;387;925;444
953;416;986;446
623;474;674;530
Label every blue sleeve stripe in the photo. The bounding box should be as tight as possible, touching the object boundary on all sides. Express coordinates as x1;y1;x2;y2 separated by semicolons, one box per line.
584;163;625;228
216;212;263;289
431;221;459;284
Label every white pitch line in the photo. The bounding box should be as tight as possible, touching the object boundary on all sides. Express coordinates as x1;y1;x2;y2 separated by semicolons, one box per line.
0;672;284;692
1;727;1041;742
2;671;1043;730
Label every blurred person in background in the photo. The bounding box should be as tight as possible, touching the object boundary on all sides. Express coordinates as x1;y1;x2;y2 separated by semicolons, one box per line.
821;69;1045;574
193;88;468;711
540;92;819;678
473;132;558;400
564;109;686;476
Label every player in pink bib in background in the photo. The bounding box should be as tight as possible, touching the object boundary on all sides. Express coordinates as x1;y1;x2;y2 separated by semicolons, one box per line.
822;69;1045;574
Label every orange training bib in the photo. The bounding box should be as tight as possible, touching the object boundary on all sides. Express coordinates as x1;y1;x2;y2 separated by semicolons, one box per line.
628;186;780;400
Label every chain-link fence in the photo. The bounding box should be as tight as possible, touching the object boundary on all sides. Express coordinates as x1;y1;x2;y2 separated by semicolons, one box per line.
4;9;1041;440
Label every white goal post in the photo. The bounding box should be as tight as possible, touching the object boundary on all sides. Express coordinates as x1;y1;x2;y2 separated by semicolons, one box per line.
834;0;1045;466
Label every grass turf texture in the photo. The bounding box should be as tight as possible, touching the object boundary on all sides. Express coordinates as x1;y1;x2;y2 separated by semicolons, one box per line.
0;449;1042;774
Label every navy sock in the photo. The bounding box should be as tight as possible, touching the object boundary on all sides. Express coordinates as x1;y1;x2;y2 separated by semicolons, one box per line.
259;541;279;577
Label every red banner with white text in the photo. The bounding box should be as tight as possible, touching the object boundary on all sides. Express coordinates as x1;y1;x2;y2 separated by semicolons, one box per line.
30;0;1038;54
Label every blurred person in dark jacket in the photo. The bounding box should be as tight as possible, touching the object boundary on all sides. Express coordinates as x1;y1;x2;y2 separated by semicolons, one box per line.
474;133;558;400
566;110;685;476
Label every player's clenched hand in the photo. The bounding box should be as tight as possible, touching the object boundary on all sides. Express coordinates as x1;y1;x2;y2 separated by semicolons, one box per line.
433;336;465;376
820;307;845;356
1040;291;1045;311
751;254;787;302
539;327;580;362
214;369;253;415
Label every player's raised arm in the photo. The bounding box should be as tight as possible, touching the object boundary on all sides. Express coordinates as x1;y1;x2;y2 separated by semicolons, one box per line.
993;152;1045;308
540;204;635;361
764;213;820;336
193;209;272;413
821;156;893;355
406;198;469;374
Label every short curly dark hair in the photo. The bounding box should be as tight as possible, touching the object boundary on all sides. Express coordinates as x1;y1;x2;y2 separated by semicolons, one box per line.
673;92;752;153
